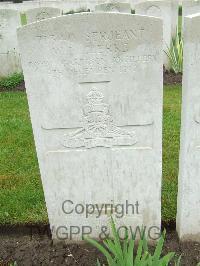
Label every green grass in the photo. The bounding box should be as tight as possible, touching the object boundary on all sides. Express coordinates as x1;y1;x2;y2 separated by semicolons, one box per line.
0;73;24;91
162;85;181;221
0;92;47;224
0;85;181;224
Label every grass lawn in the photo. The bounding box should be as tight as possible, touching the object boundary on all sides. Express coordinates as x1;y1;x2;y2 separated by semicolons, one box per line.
162;85;181;221
0;85;181;225
0;92;47;224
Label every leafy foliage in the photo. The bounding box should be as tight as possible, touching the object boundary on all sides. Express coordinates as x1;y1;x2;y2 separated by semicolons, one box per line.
9;262;17;266
86;218;180;266
0;73;24;90
64;7;90;15
165;29;183;74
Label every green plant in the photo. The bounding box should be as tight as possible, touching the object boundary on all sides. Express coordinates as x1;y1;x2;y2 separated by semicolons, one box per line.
175;255;182;266
178;5;182;16
21;13;27;25
86;218;179;266
64;7;90;15
0;72;24;90
165;28;183;74
10;262;17;266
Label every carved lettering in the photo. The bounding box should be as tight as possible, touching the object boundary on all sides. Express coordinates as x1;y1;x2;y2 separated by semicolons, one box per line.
36;12;51;21
85;29;144;44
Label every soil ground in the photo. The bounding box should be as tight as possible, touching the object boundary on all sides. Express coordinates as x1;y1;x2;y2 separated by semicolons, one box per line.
163;71;182;86
0;224;200;265
0;81;25;92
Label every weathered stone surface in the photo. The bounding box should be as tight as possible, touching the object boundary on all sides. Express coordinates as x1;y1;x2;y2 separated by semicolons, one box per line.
182;0;200;27
177;13;200;243
26;7;62;23
135;0;179;68
95;2;131;13
0;0;145;12
0;9;22;77
18;13;163;242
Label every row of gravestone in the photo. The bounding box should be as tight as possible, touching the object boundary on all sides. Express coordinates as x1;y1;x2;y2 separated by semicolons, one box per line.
3;0;200;77
0;0;135;11
0;7;62;76
16;11;200;243
0;0;180;12
0;1;179;77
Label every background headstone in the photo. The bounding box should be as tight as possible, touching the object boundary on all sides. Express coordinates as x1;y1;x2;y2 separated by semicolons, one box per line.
18;13;163;242
177;13;200;243
182;0;200;27
95;2;131;13
26;7;62;23
0;0;137;12
135;0;179;68
0;9;22;77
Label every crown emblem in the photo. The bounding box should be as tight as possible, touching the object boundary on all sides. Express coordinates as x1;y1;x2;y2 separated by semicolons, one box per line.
86;89;104;104
63;89;137;149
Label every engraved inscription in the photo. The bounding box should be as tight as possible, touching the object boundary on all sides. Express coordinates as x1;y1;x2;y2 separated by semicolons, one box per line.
27;53;157;77
146;6;162;18
66;54;156;76
28;26;159;77
0;18;6;29
105;4;120;12
0;15;7;31
36;12;51;21
63;88;137;149
85;29;145;45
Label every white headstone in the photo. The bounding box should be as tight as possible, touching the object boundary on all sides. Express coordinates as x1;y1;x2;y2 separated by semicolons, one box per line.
0;0;129;13
25;7;62;24
135;0;179;68
0;9;21;77
177;13;200;243
95;2;131;13
129;0;152;9
182;0;200;27
18;13;163;242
